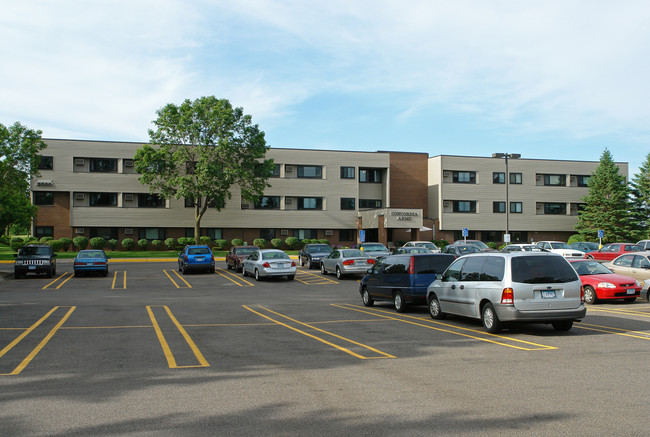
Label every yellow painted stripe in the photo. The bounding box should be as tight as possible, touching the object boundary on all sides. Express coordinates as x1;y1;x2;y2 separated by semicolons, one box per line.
587;307;650;318
0;307;58;359
111;271;118;289
9;306;76;375
162;270;181;288
576;322;650;339
42;272;69;290
163;306;209;367
55;273;73;289
214;268;254;287
298;270;339;284
146;305;177;368
171;270;192;288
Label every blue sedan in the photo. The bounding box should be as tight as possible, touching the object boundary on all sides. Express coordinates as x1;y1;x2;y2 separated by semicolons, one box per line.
73;250;109;276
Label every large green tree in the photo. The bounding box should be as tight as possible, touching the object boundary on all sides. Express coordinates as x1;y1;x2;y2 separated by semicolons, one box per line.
630;152;650;238
0;122;46;235
134;97;274;242
575;149;639;242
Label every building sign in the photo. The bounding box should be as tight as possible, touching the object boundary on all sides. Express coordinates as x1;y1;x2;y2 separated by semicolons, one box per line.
384;209;423;228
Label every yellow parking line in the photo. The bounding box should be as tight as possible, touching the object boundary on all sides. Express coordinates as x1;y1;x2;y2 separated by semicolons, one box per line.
163;270;191;288
243;305;395;359
111;271;127;289
296;270;339;285
42;272;70;290
588;307;650;318
575;322;650;340
333;304;557;351
0;307;58;359
215;268;254;286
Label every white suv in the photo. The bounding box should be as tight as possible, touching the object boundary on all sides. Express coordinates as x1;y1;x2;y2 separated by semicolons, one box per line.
535;241;585;259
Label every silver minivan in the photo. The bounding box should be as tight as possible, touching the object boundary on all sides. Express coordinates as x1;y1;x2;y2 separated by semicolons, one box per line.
426;252;586;333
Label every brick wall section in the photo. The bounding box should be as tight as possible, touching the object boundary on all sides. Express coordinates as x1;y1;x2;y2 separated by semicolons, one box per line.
34;192;71;239
388;152;429;211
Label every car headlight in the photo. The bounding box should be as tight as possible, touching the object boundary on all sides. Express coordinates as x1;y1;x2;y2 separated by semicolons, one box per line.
597;282;616;289
15;260;23;265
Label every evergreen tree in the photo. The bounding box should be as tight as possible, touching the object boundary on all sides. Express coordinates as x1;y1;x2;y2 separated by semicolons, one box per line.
575;149;639;242
630;152;650;238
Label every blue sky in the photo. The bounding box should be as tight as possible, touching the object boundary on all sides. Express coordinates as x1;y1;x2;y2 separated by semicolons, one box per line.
2;1;650;174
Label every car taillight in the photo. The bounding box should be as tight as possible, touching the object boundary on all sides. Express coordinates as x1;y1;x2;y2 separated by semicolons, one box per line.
211;255;214;261
262;262;271;268
291;261;296;267
343;260;354;265
95;262;106;266
367;259;375;264
184;256;188;262
580;285;584;302
501;288;514;304
74;262;83;266
408;256;415;274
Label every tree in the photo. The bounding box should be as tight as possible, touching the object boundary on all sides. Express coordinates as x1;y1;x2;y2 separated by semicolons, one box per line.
575;149;639;242
0;122;47;235
134;97;274;241
630;152;650;238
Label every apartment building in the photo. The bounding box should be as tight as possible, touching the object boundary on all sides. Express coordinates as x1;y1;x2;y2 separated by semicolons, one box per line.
31;139;430;245
428;155;628;243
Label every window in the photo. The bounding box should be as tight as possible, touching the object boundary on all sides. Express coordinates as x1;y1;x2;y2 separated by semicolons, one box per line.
204;228;223;240
34;192;54;205
185;197;225;208
339;229;355;241
254;196;280;209
294;229;317;239
340;166;355;179
459;256;486;281
90;228;118;240
89;158;117;173
544;203;566;215
89;193;117;207
453;201;476;213
297;165;322;179
542;174;566;186
359;199;382;209
510;202;522;213
359;168;382;183
575;175;590;187
480;257;506;281
138;193;165;208
35;226;53;238
493;201;505;213
510;173;522;184
138;228;165;240
452;171;476;184
38;156;53;170
493;172;505;184
260;229;275;240
341;198;355;210
271;164;281;177
297;197;323;210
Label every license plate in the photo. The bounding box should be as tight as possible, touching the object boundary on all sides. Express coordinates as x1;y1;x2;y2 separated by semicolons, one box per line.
541;290;556;299
87;262;93;266
627;289;636;295
196;257;204;261
29;265;36;270
277;263;285;268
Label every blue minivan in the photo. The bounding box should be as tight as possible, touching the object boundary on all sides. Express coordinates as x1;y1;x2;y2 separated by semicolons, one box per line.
359;253;456;312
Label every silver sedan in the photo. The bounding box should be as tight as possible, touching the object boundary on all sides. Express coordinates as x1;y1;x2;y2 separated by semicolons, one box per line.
321;249;374;279
241;249;296;281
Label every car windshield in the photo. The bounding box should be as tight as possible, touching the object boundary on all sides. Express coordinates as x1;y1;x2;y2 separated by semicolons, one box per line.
78;250;105;259
458;245;481;254
262;251;290;260
362;244;387;251
408;248;431;253
571;260;612;276
342;249;365;258
550;242;571;250
307;245;332;253
466;241;489;249
522;245;543;251
511;256;578;284
19;246;51;256
237;247;256;255
414;242;437;249
188;247;211;255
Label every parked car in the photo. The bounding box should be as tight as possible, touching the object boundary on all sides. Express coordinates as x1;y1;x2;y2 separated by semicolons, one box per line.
442;244;482;258
569;259;641;304
178;245;215;274
14;244;57;279
73;250;109;277
501;244;544;253
226;245;257;272
241;249;296;281
394;247;433;254
321;249;374;279
298;243;333;269
586;243;643;262
451;240;494;252
603;252;650;301
569;241;601;253
534;241;585;259
426;252;586;333
357;242;391;259
360;253;456;312
636;240;650;251
401;241;441;253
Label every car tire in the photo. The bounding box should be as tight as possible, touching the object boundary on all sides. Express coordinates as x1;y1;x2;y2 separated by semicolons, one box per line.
394;291;407;313
255;269;261;281
300;257;304;267
74;271;79;277
481;303;501;333
242;266;247;277
210;266;215;274
287;275;295;280
103;269;108;277
321;263;327;275
178;262;182;272
181;263;187;275
336;267;342;280
226;262;232;270
52;266;56;276
624;297;636;302
428;294;446;320
583;286;598;305
552;320;573;331
361;288;374;307
46;268;53;279
14;271;22;279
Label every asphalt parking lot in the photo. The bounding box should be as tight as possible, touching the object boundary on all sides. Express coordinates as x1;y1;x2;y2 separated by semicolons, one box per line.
1;259;650;436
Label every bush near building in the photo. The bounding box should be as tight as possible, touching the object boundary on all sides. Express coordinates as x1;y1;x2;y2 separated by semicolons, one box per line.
231;238;244;247
164;238;177;250
90;237;106;250
121;238;135;250
137;239;148;250
285;237;300;249
10;237;24;251
108;239;119;250
253;238;266;248
73;237;88;250
152;239;164;250
178;237;195;246
213;239;228;250
48;239;63;252
271;238;284;249
59;238;73;251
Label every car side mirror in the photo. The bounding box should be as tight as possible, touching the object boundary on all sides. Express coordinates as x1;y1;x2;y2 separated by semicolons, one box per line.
367;268;374;274
435;273;443;281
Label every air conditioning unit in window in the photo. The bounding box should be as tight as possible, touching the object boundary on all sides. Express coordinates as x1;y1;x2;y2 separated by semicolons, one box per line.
75;228;84;234
124;159;134;167
443;201;451;207
124;194;134;201
285;165;294;172
280;229;289;236
443;171;450;177
536;204;543;209
285;197;293;204
325;230;333;236
75;158;85;166
241;203;250;209
75;193;85;200
124;228;134;235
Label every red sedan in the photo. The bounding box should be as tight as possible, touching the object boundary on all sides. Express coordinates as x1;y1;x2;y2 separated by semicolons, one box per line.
570;259;641;304
585;243;643;262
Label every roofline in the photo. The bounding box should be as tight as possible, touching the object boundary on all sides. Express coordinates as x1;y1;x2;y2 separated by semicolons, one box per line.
429;154;628;165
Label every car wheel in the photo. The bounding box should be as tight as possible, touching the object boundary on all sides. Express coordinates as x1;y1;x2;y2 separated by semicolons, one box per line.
624;297;636;302
481;303;501;333
46;268;53;279
210;266;215;274
321;263;327;275
103;269;108;277
14;271;22;279
300;257;304;267
52;267;56;276
181;263;187;275
255;269;261;281
336;267;342;280
583;286;597;305
361;288;374;307
428;294;446;320
74;271;79;277
394;291;407;313
287;275;295;280
178;262;182;272
552;320;573;331
242;266;247;277
226;262;232;270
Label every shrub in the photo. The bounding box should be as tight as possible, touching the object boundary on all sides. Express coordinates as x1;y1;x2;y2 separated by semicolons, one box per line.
486;242;498;250
164;238;177;250
152;239;164;250
318;239;330;245
121;238;135;250
231;238;244;247
567;234;592;244
0;235;10;245
200;236;212;246
178;237;195;246
285;237;301;249
253;238;266;248
433;239;449;248
48;239;64;252
59;237;73;251
108;239;119;250
90;237;107;250
271;238;284;249
137;239;149;250
39;236;54;243
213;239;229;250
10;237;24;251
73;236;88;250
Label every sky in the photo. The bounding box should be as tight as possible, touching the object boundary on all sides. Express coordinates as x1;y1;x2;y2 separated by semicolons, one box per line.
2;0;650;175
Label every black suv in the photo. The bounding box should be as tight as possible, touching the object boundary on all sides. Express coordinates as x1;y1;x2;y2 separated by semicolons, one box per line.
14;244;57;279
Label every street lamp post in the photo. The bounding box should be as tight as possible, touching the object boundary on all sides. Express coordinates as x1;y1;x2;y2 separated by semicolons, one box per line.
492;153;521;244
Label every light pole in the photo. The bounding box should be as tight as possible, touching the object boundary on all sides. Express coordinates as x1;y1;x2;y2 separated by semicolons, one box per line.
492;153;521;244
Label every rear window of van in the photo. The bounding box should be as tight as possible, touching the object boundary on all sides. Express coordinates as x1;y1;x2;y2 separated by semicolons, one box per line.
511;256;578;284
